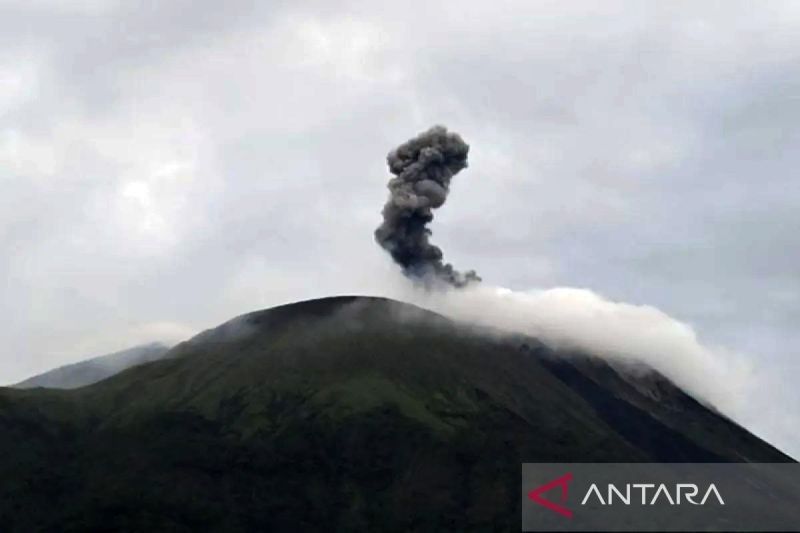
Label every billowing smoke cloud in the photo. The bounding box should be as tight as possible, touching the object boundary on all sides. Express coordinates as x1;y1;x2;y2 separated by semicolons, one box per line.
375;126;480;287
368;126;779;452
370;128;747;415
402;284;754;420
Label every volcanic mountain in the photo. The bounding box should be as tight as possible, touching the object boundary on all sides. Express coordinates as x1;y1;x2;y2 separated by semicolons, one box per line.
0;296;791;531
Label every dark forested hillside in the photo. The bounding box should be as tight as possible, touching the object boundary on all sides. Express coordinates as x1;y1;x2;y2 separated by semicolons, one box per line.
0;296;791;532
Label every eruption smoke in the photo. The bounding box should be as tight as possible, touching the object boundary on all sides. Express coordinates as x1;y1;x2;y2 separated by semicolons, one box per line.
365;128;794;458
375;126;480;287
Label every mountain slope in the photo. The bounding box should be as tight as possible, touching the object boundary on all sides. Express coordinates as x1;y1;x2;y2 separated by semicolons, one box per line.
13;342;170;389
0;296;791;531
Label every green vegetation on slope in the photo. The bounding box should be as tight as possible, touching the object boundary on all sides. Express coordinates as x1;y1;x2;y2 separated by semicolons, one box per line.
0;296;791;532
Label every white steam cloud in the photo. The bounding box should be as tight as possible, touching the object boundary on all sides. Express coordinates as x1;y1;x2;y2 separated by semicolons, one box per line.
400;283;754;419
369;127;753;422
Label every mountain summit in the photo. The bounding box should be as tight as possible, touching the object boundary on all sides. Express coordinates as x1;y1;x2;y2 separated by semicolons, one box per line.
0;296;791;531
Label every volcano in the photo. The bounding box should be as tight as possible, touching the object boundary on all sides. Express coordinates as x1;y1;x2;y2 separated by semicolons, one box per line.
0;296;791;531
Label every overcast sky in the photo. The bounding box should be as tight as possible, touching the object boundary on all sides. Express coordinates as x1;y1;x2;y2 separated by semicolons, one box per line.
1;1;798;455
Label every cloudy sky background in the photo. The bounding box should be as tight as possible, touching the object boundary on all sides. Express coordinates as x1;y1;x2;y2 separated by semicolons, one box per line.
1;1;798;455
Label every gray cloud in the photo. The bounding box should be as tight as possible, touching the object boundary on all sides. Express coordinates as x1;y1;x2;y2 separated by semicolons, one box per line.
375;126;480;287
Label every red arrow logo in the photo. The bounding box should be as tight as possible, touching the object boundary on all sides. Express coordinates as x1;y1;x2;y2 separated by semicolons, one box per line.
528;472;574;518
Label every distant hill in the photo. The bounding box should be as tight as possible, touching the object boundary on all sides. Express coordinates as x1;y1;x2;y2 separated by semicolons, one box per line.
0;296;792;531
14;342;170;389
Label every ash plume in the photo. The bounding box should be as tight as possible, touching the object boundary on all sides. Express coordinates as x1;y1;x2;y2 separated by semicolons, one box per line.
375;126;480;287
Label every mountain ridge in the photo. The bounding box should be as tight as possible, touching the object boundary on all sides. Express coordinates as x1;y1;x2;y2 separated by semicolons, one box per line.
13;342;170;390
0;295;792;531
